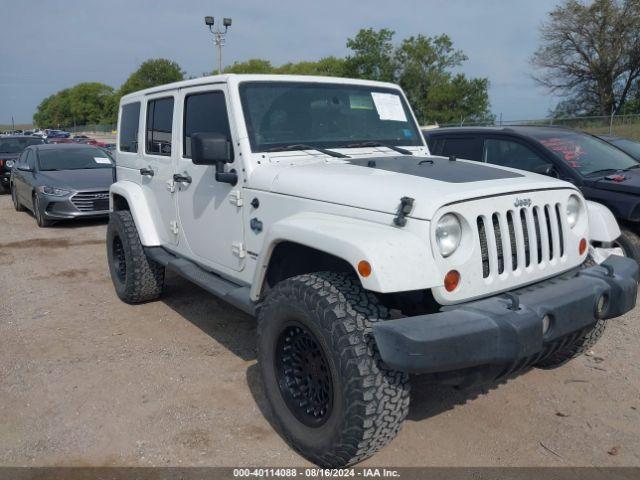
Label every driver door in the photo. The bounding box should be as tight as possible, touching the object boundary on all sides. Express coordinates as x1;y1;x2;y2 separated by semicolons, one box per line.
174;84;245;272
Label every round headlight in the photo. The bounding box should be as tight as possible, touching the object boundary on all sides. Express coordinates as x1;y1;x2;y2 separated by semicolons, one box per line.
436;213;462;257
5;160;14;168
566;195;581;228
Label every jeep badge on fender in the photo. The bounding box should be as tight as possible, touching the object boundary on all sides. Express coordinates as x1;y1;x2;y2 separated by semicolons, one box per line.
106;73;639;468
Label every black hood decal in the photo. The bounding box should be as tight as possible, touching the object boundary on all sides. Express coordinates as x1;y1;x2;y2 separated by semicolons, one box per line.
347;156;523;183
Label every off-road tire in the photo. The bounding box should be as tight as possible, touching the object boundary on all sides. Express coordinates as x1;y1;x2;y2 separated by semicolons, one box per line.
614;227;640;265
33;194;52;227
535;319;607;369
257;272;410;467
11;185;24;212
107;210;165;304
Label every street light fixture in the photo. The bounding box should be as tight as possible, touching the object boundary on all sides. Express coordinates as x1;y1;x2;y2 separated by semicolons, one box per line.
204;15;232;74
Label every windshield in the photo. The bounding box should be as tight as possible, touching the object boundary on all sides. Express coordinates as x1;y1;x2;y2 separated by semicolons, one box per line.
531;131;638;175
0;137;44;153
239;81;423;152
611;138;640;159
37;147;114;171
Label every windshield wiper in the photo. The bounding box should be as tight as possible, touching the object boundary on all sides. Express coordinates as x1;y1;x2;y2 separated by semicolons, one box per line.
586;168;620;177
340;141;413;155
266;144;348;158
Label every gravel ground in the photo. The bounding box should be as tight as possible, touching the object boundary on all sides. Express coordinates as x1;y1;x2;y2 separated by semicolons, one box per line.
0;192;639;467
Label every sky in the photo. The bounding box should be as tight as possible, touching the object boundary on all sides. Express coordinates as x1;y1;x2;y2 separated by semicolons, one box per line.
0;0;560;125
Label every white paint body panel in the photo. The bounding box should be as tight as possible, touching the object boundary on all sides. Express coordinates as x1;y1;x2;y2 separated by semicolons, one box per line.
586;200;621;243
110;74;593;305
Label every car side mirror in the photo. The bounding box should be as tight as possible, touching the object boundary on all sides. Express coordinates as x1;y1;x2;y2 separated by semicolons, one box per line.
534;164;558;178
191;132;232;165
190;132;237;186
17;165;33;172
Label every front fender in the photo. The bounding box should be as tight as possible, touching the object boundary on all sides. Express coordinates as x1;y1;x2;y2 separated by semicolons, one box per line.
587;200;621;243
109;181;161;246
250;212;440;300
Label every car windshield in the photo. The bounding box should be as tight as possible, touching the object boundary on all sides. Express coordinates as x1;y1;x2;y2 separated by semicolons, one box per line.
37;147;114;171
531;130;638;176
239;81;423;152
0;137;43;153
611;138;640;159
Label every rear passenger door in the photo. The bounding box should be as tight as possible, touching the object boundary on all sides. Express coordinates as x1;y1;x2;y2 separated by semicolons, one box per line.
143;95;179;245
432;135;483;161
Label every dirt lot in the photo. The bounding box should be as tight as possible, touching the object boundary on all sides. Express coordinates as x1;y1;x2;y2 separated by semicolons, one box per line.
1;193;639;467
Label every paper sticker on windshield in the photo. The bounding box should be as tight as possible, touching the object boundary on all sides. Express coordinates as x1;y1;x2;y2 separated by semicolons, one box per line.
94;157;112;164
371;92;407;122
349;94;374;110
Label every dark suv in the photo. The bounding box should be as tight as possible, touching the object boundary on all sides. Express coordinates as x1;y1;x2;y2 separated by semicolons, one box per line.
423;126;640;262
0;136;45;192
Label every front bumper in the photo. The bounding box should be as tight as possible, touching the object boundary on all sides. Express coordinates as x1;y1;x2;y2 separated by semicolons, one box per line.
373;256;638;376
39;192;109;219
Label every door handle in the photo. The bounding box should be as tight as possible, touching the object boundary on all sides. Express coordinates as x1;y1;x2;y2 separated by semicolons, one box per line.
173;173;192;184
140;167;154;177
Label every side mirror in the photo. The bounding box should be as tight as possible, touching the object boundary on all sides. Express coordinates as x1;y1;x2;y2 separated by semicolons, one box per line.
190;132;237;186
534;164;558;178
191;132;232;165
17;165;33;172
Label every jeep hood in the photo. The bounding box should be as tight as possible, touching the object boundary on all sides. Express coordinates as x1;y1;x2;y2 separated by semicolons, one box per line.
250;155;576;220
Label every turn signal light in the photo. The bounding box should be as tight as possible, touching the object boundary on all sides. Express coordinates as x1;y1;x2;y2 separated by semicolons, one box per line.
357;260;372;277
444;270;460;292
579;238;587;255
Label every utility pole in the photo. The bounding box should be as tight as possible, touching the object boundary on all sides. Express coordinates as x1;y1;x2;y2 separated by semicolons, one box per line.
11;115;15;131
204;16;232;74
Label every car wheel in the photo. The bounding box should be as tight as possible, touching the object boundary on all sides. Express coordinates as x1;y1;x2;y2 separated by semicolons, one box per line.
33;194;52;227
612;227;640;264
106;210;165;303
11;185;25;212
535;319;607;369
257;272;410;467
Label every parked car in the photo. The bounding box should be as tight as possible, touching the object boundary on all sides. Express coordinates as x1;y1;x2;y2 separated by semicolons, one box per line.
46;130;71;139
0;135;45;192
10;143;115;227
424;126;640;262
107;74;638;467
598;135;640;161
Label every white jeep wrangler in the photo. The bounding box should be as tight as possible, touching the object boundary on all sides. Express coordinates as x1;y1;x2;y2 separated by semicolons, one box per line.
107;74;638;467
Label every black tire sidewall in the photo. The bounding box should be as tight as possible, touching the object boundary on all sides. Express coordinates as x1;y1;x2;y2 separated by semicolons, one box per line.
615;228;640;264
258;299;346;452
106;212;132;299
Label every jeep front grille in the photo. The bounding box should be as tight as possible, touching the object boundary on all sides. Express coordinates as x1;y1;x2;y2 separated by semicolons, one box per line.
477;203;566;279
71;191;110;212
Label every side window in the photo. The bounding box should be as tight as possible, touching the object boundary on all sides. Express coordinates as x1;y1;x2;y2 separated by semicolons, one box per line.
146;97;174;156
26;150;36;169
17;150;27;166
441;137;482;160
183;91;232;158
483;138;552;173
119;102;141;153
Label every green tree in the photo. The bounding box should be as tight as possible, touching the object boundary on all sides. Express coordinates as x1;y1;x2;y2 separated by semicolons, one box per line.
224;59;275;74
119;58;184;97
276;56;346;76
33;82;115;127
532;0;640;116
343;28;397;82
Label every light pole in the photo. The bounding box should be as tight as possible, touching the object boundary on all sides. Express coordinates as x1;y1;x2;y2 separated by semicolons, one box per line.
204;16;232;74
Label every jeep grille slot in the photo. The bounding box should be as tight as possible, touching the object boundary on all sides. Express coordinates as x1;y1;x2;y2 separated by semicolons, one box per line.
71;191;110;212
476;202;566;279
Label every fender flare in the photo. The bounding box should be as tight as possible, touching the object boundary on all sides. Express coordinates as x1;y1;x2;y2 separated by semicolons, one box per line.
109;181;162;246
586;200;621;243
250;212;440;300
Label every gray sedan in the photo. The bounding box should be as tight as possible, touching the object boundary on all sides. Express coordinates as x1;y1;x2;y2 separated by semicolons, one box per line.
10;144;115;227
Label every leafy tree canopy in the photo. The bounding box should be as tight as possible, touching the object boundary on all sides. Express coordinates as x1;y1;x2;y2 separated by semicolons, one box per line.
119;58;185;97
532;0;640;117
